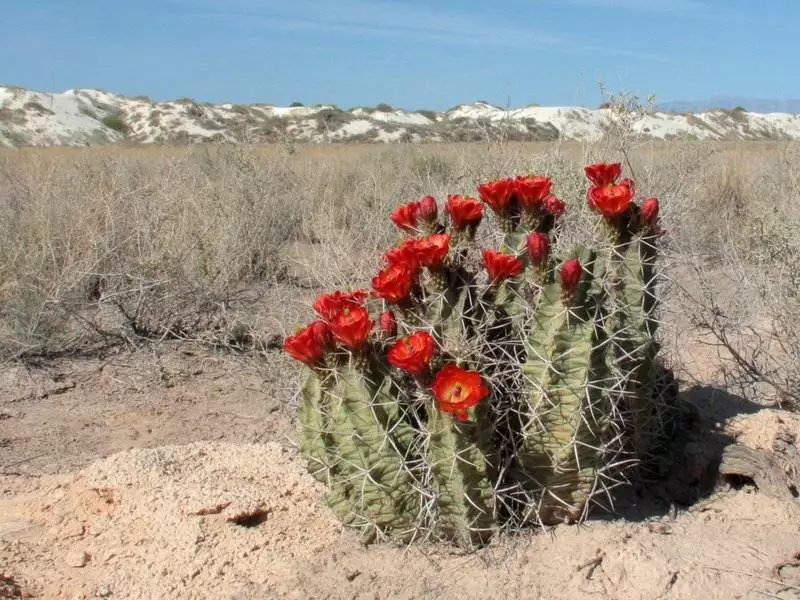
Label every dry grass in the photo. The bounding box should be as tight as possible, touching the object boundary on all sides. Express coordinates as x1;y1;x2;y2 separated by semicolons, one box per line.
0;139;798;406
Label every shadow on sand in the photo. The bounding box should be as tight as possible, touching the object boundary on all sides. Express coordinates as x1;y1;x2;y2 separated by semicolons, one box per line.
594;384;763;523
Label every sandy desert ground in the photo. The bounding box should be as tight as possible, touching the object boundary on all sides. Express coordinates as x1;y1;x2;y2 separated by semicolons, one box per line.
1;142;799;599
1;339;799;600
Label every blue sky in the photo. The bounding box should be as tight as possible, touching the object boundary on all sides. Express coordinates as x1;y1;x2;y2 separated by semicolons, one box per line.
2;0;796;110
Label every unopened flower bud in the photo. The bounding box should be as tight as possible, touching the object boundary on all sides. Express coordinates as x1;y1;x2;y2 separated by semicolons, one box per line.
640;197;659;225
379;310;397;336
527;232;551;267
560;258;582;293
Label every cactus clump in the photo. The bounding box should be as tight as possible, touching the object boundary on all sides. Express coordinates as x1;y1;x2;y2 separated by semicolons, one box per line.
284;163;676;547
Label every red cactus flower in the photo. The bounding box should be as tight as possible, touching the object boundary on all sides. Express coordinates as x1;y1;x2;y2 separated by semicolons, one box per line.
379;310;397;336
418;195;438;224
329;306;373;348
372;260;419;304
410;233;450;267
387;331;436;376
431;364;490;421
560;258;583;293
383;239;419;267
390;201;421;233
587;181;633;219
477;178;516;214
283;321;330;366
313;289;369;321
527;232;551;267
640;197;660;225
384;234;450;269
446;195;483;230
514;175;552;210
545;195;566;218
584;162;622;187
619;177;636;199
483;249;524;283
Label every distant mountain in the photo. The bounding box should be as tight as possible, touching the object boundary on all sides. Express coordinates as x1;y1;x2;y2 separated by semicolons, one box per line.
3;87;800;148
659;97;800;114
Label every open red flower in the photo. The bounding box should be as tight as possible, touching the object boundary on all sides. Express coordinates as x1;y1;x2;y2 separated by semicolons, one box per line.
560;259;582;293
588;180;633;219
283;321;330;366
584;162;622;187
418;195;438;224
639;197;659;225
431;364;490;421
477;178;516;214
383;234;449;269
527;232;551;267
410;234;450;267
383;239;419;267
483;249;524;283
372;260;418;304
390;201;421;234
514;175;552;210
446;195;483;231
545;195;566;218
313;289;369;321
329;306;373;348
387;331;436;376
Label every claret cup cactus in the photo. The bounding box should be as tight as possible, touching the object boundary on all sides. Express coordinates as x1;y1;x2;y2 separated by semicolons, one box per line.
284;162;676;547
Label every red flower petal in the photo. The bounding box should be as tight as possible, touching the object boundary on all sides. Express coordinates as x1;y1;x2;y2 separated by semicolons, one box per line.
446;195;483;231
390;201;421;233
283;321;330;366
514;175;552;210
372;260;419;304
483;249;524;283
313;290;369;321
584;162;622;187
431;364;489;420
329;306;373;348
387;331;436;375
587;182;633;219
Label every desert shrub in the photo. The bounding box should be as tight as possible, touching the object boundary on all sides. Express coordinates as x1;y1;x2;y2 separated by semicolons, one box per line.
315;108;353;133
415;109;438;122
0;137;797;412
102;113;129;134
23;101;54;116
375;103;393;113
290;101;304;108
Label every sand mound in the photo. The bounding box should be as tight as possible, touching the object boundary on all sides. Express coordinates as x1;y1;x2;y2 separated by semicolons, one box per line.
1;427;799;599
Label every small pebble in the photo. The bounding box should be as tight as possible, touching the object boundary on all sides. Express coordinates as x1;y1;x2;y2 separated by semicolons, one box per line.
65;549;90;568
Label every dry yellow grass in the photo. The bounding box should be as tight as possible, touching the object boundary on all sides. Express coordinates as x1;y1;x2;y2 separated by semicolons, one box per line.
0;140;797;405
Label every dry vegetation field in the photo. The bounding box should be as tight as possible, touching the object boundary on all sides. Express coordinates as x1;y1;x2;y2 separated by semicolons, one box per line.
1;139;799;598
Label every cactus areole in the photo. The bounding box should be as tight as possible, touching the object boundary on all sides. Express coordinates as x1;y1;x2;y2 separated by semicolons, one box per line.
284;163;676;547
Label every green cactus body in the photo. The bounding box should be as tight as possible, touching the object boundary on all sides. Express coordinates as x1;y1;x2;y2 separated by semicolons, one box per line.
606;231;661;453
299;363;421;542
426;401;496;546
516;248;614;524
292;169;676;547
298;372;336;483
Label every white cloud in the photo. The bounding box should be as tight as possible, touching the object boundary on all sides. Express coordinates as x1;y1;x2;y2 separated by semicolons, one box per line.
565;0;709;15
179;0;665;59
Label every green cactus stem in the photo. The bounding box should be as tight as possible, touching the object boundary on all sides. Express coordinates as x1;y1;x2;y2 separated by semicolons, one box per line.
516;247;615;525
426;399;497;546
299;362;421;543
